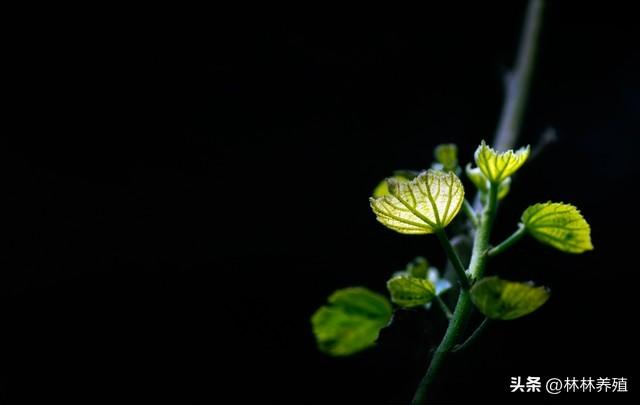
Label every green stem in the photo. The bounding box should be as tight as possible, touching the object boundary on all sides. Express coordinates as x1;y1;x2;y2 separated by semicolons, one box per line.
434;295;453;320
453;318;491;353
469;183;499;279
412;186;498;405
435;229;470;290
462;199;479;227
412;2;545;403
411;290;473;405
488;225;526;257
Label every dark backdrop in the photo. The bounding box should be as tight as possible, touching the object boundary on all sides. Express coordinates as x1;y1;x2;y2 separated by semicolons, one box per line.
3;3;639;404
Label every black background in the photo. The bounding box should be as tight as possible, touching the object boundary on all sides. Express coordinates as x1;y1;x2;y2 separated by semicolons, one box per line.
3;2;639;404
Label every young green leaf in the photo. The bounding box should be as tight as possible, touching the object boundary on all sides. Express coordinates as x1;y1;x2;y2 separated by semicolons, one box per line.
311;287;392;356
433;143;458;172
522;202;593;253
369;169;465;234
470;276;550;320
387;275;436;307
465;163;511;200
497;177;511;200
406;256;429;279
473;140;530;183
373;174;411;197
465;164;489;193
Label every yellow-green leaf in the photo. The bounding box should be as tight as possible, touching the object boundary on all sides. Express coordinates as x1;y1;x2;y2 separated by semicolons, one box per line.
522;202;593;253
470;276;550;320
369;169;465;234
473;140;530;183
387;275;436;307
311;287;392;356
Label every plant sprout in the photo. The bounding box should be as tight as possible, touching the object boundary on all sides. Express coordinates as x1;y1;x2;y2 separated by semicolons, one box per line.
310;1;593;403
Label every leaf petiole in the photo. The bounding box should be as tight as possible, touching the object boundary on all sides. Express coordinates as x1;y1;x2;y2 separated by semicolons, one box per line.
434;295;453;320
434;229;470;290
453;318;491;353
488;224;526;257
462;199;479;227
